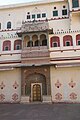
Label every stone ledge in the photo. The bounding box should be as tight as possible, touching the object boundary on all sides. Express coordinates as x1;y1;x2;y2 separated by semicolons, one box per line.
20;96;29;103
43;95;52;103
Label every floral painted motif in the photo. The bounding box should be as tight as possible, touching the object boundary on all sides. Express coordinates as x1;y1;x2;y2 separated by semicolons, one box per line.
55;93;62;100
70;93;77;100
13;81;19;89
0;94;5;101
69;80;76;88
55;80;62;88
0;82;5;89
12;93;18;101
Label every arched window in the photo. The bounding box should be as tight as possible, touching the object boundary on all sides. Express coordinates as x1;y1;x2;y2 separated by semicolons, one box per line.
35;40;40;46
14;39;22;50
76;34;80;45
50;36;60;47
32;35;38;46
7;21;11;29
40;34;47;46
42;39;47;46
23;35;30;48
72;0;79;8
27;41;33;47
63;35;73;46
3;40;11;51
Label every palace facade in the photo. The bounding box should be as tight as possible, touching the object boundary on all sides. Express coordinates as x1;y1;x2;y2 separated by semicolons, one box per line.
0;0;80;103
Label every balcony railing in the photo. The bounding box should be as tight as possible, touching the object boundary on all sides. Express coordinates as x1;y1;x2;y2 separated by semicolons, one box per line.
21;46;49;58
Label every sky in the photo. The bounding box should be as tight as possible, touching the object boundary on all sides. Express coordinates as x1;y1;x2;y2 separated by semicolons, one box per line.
0;0;40;6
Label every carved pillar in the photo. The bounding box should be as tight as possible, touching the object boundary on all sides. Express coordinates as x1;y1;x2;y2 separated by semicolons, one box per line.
22;35;24;49
38;34;41;47
30;35;33;47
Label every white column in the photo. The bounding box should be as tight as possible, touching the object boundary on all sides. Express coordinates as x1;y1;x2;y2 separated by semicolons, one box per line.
72;33;76;49
60;34;63;51
11;39;14;51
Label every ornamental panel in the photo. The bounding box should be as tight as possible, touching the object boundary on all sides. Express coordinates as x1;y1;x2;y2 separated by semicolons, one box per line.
55;80;62;88
0;82;5;90
69;93;77;100
12;93;18;101
0;94;5;102
13;81;19;89
55;93;62;100
69;80;76;88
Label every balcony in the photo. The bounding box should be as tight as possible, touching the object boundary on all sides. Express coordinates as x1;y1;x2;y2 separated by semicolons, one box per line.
21;46;50;65
17;20;50;37
21;46;49;58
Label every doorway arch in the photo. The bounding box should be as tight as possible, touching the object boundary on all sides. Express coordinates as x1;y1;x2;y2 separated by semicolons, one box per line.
25;73;47;101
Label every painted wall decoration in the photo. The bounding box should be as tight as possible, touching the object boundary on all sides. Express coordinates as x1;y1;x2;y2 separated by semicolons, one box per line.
0;82;5;89
69;80;76;88
13;81;19;89
55;80;62;88
0;69;21;103
0;94;5;101
69;93;77;100
12;93;18;101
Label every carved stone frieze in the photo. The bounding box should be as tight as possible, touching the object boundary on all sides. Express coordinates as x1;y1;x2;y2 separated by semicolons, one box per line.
21;21;49;32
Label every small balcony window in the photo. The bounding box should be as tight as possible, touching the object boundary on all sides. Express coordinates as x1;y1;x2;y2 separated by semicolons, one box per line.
53;11;58;16
77;40;80;45
7;21;11;29
27;15;30;19
62;9;67;15
32;14;35;19
63;35;73;46
42;13;46;18
4;46;9;51
3;40;11;51
16;45;21;50
50;36;60;47
72;0;79;8
37;14;41;18
76;34;80;45
65;41;70;46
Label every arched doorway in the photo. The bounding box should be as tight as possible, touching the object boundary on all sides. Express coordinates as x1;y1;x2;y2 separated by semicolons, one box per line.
25;73;47;102
32;83;42;101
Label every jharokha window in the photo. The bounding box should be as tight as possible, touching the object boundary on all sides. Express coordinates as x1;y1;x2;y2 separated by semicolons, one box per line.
27;41;33;47
14;39;22;50
50;36;60;47
63;35;73;46
3;40;11;51
76;34;80;45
